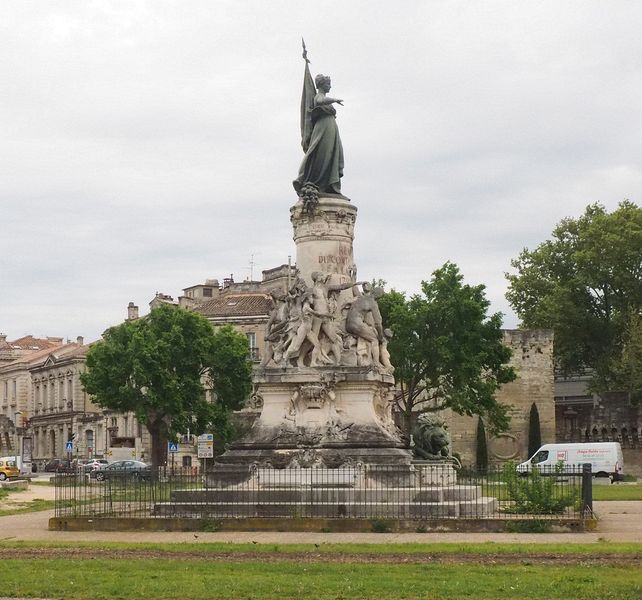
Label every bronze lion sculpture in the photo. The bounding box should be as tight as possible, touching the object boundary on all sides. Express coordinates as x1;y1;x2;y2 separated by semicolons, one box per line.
412;414;451;460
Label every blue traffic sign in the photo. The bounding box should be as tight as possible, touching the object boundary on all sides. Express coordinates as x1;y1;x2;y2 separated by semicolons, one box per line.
168;441;179;453
65;441;74;452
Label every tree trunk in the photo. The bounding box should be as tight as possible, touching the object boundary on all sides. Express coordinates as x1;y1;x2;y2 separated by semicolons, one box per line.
146;420;168;471
403;404;413;446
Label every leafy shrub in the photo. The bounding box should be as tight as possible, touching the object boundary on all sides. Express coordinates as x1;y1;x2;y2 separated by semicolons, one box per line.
199;518;222;532
501;462;579;514
505;519;552;533
370;518;391;533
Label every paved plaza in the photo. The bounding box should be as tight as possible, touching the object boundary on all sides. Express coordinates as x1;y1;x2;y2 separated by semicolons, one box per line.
1;484;640;544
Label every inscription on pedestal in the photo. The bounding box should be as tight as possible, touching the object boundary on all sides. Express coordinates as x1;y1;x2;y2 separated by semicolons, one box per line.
318;243;352;278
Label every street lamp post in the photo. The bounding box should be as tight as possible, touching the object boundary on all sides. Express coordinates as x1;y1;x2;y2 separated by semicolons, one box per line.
13;411;22;472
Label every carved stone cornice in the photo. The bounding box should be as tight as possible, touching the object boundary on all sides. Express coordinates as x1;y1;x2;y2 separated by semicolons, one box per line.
290;197;357;243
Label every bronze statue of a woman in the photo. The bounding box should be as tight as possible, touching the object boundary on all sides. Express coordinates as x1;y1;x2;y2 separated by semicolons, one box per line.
293;42;346;199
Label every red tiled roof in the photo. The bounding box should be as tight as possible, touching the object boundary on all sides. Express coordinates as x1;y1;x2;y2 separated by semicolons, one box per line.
9;335;63;350
196;293;273;318
2;342;87;369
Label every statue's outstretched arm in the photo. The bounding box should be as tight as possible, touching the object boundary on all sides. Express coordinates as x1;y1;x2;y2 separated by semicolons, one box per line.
315;93;343;106
328;280;364;293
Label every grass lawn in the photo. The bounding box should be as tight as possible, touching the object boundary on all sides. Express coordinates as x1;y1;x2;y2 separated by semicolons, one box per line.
0;542;641;599
593;484;642;501
0;554;640;600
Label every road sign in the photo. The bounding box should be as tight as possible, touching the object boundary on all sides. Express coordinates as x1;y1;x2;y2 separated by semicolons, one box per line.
65;441;74;452
197;433;214;458
168;441;179;453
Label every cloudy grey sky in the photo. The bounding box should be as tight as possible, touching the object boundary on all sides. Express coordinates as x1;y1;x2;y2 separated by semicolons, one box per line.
2;1;641;342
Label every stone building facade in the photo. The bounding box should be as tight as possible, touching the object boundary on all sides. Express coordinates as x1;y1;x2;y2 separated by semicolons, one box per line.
555;373;641;444
161;265;296;366
28;341;98;463
0;331;151;467
196;293;273;363
445;329;556;466
1;340;65;457
555;372;642;476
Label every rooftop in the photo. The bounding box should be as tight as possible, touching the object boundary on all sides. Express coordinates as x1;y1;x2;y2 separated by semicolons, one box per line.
196;293;273;318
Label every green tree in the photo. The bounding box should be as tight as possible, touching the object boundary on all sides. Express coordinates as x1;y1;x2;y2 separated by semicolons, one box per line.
80;304;252;468
612;312;642;405
506;201;642;395
528;403;542;458
475;417;489;472
378;262;516;438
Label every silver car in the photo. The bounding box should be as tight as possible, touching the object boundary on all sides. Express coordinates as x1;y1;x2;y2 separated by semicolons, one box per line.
92;460;151;481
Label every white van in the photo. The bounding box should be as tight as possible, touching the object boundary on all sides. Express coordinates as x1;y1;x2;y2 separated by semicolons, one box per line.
517;442;624;479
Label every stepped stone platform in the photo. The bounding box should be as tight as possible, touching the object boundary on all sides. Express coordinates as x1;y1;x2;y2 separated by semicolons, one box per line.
152;463;498;520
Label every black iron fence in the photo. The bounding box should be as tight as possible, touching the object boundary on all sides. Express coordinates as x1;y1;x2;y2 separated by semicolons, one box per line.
54;463;592;521
559;431;641;448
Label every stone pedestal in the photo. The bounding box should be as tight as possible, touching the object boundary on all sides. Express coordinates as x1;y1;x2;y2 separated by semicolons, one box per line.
290;196;357;288
161;462;498;519
414;462;458;487
214;194;412;476
217;366;411;472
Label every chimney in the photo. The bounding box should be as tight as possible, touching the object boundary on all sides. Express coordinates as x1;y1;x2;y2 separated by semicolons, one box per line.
127;302;139;321
0;333;6;343
76;336;84;346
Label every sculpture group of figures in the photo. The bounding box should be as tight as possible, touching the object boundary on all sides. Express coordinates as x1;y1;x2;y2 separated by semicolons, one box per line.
260;273;394;373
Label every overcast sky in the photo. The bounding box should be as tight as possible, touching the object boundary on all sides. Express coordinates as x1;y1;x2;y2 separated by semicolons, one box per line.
2;1;641;342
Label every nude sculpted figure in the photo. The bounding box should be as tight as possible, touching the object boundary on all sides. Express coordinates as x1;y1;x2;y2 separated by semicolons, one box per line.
345;282;385;367
309;271;364;365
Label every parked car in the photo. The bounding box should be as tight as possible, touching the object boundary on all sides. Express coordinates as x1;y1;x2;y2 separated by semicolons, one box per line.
92;460;151;481
44;459;73;473
0;459;20;481
81;459;109;473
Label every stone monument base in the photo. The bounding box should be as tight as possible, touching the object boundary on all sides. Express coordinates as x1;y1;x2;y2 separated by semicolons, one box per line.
154;462;497;519
213;366;411;477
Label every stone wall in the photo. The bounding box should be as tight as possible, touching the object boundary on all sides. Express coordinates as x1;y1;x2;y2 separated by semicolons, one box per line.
623;449;642;477
445;329;555;466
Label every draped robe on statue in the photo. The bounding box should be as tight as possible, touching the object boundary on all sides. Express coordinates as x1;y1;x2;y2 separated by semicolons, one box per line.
294;101;344;195
293;60;345;197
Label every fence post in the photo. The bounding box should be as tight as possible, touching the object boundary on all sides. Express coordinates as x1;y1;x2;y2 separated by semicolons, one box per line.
581;463;593;517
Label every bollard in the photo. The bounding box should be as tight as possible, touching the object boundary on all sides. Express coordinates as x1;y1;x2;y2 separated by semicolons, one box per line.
581;463;593;517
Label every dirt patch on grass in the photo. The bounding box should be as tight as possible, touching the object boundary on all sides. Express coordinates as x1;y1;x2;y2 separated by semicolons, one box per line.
0;483;55;505
0;547;639;565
